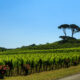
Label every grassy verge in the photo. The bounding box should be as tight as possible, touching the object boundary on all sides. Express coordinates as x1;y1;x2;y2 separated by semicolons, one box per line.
5;65;80;80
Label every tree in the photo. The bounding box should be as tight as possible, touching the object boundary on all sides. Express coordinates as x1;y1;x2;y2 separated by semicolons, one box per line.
30;44;36;47
58;24;69;36
69;24;80;38
58;24;80;40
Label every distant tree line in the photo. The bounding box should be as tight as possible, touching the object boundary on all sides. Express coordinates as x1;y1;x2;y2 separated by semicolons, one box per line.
0;47;7;52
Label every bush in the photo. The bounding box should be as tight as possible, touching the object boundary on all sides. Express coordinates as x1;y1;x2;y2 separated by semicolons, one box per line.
0;65;9;79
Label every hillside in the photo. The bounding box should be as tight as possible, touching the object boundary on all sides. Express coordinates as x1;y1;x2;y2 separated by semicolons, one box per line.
1;39;80;52
17;39;80;50
0;39;80;55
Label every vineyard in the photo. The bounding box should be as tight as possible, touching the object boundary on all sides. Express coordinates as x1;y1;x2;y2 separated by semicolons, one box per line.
0;46;80;77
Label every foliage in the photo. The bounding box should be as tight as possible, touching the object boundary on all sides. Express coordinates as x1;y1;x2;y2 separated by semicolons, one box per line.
0;47;7;52
0;46;80;76
0;65;9;79
59;36;76;41
58;24;80;38
69;24;80;37
58;24;69;36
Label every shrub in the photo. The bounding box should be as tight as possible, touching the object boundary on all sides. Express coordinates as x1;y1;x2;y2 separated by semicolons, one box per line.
0;65;9;79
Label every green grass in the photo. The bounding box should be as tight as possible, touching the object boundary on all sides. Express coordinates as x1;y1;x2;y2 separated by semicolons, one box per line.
1;46;80;55
5;65;80;80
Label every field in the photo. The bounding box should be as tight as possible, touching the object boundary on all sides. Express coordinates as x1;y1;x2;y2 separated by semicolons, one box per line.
0;40;80;80
0;45;80;77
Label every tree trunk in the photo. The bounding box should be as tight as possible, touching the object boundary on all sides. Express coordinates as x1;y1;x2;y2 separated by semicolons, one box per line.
72;32;74;38
72;29;74;38
63;29;66;36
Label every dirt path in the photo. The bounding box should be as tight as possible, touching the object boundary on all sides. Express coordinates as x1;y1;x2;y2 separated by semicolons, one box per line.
58;74;80;80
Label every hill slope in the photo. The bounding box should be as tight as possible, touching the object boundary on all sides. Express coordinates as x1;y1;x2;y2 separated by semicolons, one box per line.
18;39;80;50
1;39;80;53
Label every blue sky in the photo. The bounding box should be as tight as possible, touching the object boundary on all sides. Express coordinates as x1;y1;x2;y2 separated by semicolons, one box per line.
0;0;80;48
